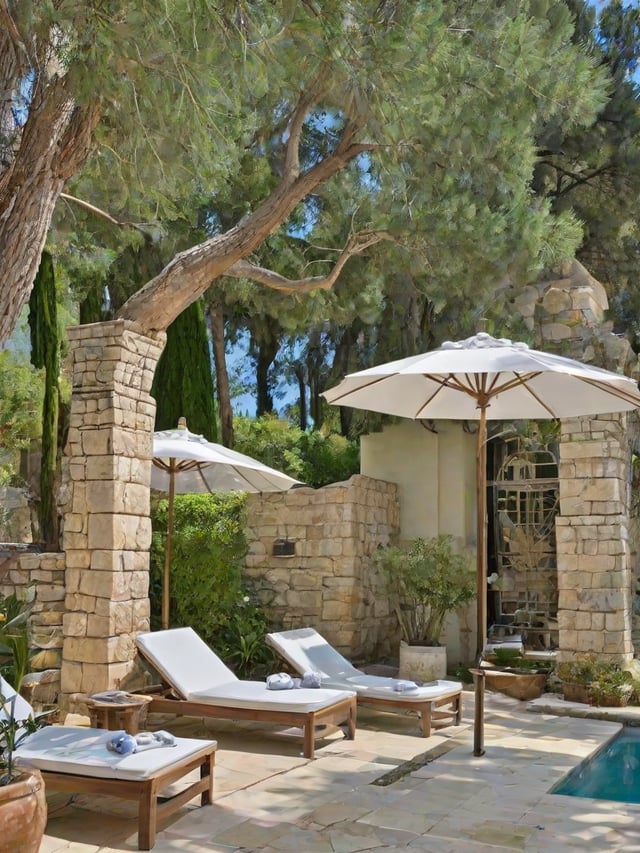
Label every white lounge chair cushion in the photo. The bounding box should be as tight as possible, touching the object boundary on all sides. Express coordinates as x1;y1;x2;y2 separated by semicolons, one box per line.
13;725;210;781
266;629;462;703
188;681;353;713
265;627;362;680
136;627;355;710
137;627;238;695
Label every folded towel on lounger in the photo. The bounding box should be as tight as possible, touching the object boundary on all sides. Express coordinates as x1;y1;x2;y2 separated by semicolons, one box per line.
107;730;177;754
300;670;322;688
392;679;419;693
266;672;296;690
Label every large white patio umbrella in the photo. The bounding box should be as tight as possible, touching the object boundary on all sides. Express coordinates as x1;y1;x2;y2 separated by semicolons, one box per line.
323;332;640;753
152;419;301;630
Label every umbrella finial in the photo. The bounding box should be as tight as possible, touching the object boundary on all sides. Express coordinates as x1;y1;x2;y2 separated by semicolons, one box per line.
178;417;187;430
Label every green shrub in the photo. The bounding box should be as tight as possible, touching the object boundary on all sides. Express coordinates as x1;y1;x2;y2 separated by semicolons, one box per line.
217;588;279;679
150;492;249;646
372;535;475;646
233;415;359;488
0;591;33;691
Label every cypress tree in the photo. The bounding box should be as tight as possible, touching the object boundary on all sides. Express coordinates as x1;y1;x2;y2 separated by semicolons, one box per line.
152;299;217;441
28;251;60;547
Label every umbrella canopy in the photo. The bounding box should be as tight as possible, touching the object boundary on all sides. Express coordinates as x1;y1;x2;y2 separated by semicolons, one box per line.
152;419;301;629
323;332;640;754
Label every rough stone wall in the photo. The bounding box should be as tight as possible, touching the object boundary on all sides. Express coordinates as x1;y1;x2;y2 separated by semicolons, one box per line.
0;550;65;703
244;475;400;663
505;259;638;661
556;414;633;662
58;320;164;704
507;259;637;374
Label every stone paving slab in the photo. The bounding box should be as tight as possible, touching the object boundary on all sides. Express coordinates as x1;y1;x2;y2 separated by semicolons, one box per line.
38;689;640;852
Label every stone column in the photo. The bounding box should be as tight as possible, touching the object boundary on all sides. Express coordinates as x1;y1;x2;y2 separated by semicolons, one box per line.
60;320;165;700
556;414;633;663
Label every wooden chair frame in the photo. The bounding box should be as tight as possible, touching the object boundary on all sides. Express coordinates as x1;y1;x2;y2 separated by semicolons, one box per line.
40;740;216;850
145;687;356;759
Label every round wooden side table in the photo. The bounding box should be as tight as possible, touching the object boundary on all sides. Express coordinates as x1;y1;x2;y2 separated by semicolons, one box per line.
86;694;153;734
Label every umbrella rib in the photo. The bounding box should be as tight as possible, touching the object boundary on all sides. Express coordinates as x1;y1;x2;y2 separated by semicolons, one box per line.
414;373;499;418
327;374;392;405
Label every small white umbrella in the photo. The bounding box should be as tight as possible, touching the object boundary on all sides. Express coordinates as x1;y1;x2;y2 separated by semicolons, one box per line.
323;332;640;753
152;419;301;630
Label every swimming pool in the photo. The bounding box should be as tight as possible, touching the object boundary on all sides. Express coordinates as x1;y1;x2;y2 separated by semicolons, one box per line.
552;726;640;804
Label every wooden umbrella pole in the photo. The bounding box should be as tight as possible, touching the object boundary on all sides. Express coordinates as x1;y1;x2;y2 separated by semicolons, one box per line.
473;406;488;757
475;407;488;659
162;462;176;631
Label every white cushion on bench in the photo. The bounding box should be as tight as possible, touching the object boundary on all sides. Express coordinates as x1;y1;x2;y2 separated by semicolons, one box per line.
14;725;209;781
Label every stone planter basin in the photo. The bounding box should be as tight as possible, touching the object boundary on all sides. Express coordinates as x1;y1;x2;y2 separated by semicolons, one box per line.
484;669;548;701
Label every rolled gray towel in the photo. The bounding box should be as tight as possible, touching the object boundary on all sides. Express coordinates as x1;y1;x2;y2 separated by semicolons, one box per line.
392;679;419;693
266;672;295;690
301;670;322;688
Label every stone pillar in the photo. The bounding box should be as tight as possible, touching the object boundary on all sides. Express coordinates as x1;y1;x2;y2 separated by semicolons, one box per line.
556;414;633;663
60;320;165;700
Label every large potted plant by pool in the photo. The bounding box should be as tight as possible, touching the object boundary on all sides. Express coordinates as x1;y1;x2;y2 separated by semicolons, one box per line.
373;534;476;681
0;591;48;852
0;691;48;852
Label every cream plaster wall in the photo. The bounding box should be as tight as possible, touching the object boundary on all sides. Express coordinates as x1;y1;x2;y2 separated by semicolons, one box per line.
360;420;478;665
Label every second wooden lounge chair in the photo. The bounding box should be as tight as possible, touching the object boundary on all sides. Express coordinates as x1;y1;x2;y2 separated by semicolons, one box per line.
266;627;463;737
136;627;357;759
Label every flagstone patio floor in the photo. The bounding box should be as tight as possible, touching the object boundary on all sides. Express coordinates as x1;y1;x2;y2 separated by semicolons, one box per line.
39;688;640;852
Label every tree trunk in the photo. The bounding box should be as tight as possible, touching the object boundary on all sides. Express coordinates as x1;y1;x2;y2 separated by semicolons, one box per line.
117;119;372;334
254;334;279;416
293;361;307;431
209;302;234;448
0;73;98;343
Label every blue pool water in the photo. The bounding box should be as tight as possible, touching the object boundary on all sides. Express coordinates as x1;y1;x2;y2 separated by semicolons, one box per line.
552;726;640;804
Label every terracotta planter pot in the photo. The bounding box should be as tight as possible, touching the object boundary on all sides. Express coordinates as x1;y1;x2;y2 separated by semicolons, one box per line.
398;642;447;682
0;770;47;853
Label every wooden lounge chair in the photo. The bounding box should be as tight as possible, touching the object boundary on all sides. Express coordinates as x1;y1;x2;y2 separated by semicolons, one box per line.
1;676;216;850
266;627;463;737
136;627;357;759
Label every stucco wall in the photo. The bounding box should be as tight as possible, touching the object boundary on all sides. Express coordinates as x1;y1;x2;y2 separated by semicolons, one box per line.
360;420;478;666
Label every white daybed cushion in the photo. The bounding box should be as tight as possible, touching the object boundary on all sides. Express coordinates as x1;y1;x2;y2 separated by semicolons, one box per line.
137;627;355;711
14;725;212;781
266;628;462;703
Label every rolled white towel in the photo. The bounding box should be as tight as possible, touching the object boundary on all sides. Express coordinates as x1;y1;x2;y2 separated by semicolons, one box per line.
266;672;296;690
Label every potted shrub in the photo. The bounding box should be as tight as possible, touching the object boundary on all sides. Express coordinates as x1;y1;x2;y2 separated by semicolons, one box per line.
373;534;475;681
555;655;638;706
0;691;48;852
482;647;552;701
588;665;637;708
556;655;598;704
